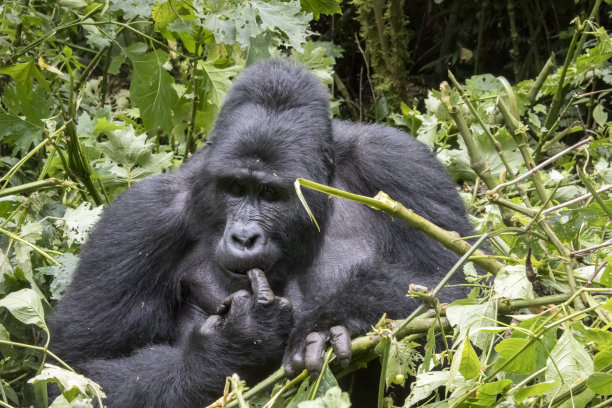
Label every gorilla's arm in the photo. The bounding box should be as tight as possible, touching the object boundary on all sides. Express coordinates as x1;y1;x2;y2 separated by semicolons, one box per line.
284;121;473;377
50;176;291;407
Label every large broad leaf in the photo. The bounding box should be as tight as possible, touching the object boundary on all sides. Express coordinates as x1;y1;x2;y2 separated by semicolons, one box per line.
37;254;79;300
0;59;49;94
30;364;105;403
0;288;46;330
494;337;536;374
493;264;534;300
446;298;496;349
300;0;342;19
61;202;103;247
109;0;156;19
546;330;594;400
96;126;173;186
198;61;243;107
125;47;178;133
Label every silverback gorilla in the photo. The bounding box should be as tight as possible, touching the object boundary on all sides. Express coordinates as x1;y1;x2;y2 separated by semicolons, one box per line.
50;59;473;407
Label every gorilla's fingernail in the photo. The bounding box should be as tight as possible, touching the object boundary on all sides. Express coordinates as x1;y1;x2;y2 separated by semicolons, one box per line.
200;315;222;336
278;297;292;310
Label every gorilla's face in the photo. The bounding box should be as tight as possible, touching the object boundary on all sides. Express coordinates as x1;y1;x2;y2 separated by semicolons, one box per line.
214;172;288;275
203;104;331;281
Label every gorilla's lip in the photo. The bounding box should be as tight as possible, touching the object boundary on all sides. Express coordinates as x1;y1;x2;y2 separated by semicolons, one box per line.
221;265;260;279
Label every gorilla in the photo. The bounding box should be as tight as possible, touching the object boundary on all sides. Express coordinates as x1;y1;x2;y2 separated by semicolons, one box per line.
50;58;473;407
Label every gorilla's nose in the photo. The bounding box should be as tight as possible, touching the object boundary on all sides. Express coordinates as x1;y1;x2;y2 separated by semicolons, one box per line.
228;222;266;253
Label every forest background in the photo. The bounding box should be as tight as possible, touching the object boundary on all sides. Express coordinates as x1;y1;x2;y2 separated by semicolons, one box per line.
0;0;612;407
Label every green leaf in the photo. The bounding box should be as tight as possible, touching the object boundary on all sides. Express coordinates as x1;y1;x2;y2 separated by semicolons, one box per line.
382;337;422;387
587;373;612;395
198;60;243;107
446;298;496;349
0;288;46;330
61;202;103;247
297;386;350;408
493;264;534;300
546;330;594;398
513;381;555;404
96;126;173;186
593;104;608;127
403;371;454;408
467;379;512;406
30;364;105;403
459;338;480;379
0;59;50;94
300;0;342;19
37;254;79;300
594;349;612;372
494;337;536;374
109;0;155;19
125;47;179;133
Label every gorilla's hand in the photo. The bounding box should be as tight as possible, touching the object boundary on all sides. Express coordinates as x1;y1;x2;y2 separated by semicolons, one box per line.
283;326;352;379
198;269;293;348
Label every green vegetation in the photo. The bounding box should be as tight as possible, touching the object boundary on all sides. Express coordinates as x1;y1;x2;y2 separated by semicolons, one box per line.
1;0;611;407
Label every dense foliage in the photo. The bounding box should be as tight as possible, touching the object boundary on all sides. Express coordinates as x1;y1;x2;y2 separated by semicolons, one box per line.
0;0;611;407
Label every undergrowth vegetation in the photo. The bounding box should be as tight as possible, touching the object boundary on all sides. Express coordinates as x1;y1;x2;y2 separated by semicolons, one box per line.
0;0;611;407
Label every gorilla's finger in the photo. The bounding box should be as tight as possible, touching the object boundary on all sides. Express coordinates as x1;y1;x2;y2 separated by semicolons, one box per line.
304;332;326;377
217;289;250;314
276;296;293;312
247;269;275;304
285;351;304;379
199;315;223;336
329;326;352;368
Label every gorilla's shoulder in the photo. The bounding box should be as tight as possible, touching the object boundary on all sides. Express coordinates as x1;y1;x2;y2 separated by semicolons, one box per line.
331;119;436;167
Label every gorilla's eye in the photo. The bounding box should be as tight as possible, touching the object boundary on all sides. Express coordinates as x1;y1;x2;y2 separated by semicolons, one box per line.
224;180;248;197
260;184;280;202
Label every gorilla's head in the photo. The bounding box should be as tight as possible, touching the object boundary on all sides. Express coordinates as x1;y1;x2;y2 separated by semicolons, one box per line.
189;59;333;282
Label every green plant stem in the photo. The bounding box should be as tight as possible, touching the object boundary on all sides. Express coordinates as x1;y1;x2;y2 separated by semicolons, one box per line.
487;195;538;217
497;97;551;208
0;179;70;198
528;52;556;104
574;0;603;64
441;82;497;189
577;168;612;219
0;227;59;265
377;337;391;408
186;44;201;156
447;71;516;179
551;363;612;408
0;341;72;371
296;178;503;275
506;0;521;80
221;292;577;407
543;19;585;132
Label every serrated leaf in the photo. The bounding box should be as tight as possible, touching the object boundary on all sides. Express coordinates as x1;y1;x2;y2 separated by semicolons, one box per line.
404;371;455;408
459;338;480;379
383;337;422;387
300;0;342;19
0;288;46;330
61;202;103;247
546;330;594;398
30;364;105;403
0;59;50;94
198;61;243;107
125;48;178;133
37;254;79;300
97;126;173;185
109;0;155;19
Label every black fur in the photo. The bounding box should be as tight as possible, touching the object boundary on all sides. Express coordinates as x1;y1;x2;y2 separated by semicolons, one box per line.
50;59;473;407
